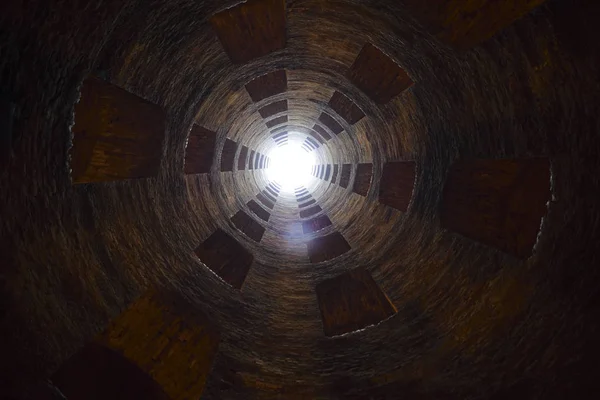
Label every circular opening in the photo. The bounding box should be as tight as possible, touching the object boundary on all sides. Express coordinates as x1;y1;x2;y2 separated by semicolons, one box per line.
266;142;316;192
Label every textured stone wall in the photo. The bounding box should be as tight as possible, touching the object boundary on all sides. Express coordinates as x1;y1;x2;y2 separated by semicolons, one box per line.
2;0;600;398
52;291;219;399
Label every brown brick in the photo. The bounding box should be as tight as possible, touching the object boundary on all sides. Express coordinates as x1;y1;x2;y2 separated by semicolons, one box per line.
307;232;351;263
258;99;288;118
329;91;365;125
184;125;216;174
353;163;372;196
313;124;332;141
196;229;255;289
210;0;286;64
379;161;416;212
231;210;266;242
347;44;413;104
52;343;169;400
0;99;15;171
302;215;332;234
71;77;165;183
266;115;288;128
300;205;322;219
339;164;352;188
441;158;550;258
56;291;220;399
257;193;275;209
316;268;396;336
331;164;339;184
318;113;344;135
245;70;287;102
247;199;271;222
238;145;249;170
403;0;547;50
220;138;237;172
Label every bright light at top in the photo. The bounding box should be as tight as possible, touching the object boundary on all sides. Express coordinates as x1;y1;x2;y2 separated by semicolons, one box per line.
266;144;316;192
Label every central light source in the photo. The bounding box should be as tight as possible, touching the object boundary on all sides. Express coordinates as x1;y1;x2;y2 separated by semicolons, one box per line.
266;143;316;192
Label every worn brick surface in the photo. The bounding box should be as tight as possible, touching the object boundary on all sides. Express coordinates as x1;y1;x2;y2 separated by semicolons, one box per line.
266;115;288;128
316;268;396;336
403;0;548;50
263;190;277;203
220;138;237;172
3;0;600;399
318;112;344;135
257;193;275;209
196;229;255;289
379;161;416;212
353;163;372;196
70;78;165;183
299;199;317;208
328;91;365;125
331;164;339;184
231;210;266;242
302;215;332;234
52;343;170;400
248;150;255;170
258;99;288;118
210;0;286;64
347;44;413;104
313;124;332;141
339;164;352;188
300;205;322;219
238;145;249;170
307;232;351;263
441;158;550;258
247;199;271;222
308;129;325;144
185;125;216;174
245;70;287;102
75;292;219;399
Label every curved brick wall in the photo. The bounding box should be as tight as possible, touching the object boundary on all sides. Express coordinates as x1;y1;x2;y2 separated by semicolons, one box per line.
1;0;600;398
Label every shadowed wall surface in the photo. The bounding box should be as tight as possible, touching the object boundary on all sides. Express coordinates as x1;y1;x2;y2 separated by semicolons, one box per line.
1;0;600;398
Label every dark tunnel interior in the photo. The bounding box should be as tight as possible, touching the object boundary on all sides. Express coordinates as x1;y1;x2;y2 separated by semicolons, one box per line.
1;0;600;398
